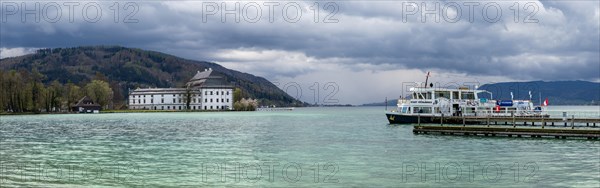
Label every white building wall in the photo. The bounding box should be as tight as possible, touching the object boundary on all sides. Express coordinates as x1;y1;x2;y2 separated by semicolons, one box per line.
129;88;231;111
201;88;233;110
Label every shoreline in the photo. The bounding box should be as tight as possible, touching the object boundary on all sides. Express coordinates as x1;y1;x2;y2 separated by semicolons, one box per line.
0;110;253;116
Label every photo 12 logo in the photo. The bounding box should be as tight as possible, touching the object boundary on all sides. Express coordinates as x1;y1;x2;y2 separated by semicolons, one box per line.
1;1;139;23
201;161;339;184
0;161;140;184
200;1;339;23
400;161;539;184
400;1;539;23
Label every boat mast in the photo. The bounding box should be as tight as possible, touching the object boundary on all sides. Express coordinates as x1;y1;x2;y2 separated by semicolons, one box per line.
424;71;430;88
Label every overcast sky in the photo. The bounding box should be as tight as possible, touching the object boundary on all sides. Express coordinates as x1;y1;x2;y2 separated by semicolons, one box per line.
1;0;599;104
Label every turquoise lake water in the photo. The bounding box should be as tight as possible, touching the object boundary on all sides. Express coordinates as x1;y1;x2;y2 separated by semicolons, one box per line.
0;106;599;187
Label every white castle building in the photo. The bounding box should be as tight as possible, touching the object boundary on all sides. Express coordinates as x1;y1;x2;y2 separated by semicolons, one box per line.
128;68;234;110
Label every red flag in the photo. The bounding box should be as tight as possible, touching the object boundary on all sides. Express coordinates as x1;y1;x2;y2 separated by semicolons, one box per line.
542;98;549;106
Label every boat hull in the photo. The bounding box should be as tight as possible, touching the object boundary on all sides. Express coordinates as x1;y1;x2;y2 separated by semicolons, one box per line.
385;113;483;125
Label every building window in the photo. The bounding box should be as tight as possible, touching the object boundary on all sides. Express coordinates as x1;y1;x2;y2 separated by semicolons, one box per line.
179;99;182;103
162;94;164;97
132;100;135;104
143;99;146;103
210;106;213;110
205;99;207;102
173;94;176;97
138;99;140;104
151;99;154;103
210;99;213;102
168;106;170;110
179;106;182;110
173;106;176;109
173;99;175;103
227;99;229;102
227;91;229;95
204;106;207;110
162;106;164;110
161;99;164;103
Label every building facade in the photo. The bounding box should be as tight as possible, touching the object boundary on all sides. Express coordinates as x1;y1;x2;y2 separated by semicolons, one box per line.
128;68;234;110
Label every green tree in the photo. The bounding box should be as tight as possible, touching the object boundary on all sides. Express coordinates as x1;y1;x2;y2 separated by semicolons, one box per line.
44;80;63;112
30;68;45;112
0;70;5;112
184;87;192;110
85;80;113;109
233;88;243;102
65;82;82;111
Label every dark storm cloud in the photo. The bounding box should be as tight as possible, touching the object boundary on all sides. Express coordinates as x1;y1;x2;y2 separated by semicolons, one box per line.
1;0;598;80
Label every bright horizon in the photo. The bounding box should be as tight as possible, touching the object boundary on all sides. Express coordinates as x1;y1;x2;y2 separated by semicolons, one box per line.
1;1;599;104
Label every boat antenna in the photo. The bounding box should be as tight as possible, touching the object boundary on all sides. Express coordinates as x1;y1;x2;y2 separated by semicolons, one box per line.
385;97;388;111
539;92;542;106
424;71;430;88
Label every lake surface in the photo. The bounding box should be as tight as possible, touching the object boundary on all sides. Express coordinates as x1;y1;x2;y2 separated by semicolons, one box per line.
1;106;599;187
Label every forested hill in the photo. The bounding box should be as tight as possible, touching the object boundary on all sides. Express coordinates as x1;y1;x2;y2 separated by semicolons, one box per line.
0;46;304;107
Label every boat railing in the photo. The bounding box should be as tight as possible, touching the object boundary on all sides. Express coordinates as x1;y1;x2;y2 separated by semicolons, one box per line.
459;109;599;119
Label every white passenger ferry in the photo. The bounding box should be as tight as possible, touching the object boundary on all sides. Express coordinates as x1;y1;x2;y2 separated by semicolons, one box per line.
386;86;547;124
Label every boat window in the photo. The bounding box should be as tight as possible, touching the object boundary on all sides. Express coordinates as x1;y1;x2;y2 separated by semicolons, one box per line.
452;92;459;100
401;107;408;113
413;107;432;113
461;92;475;100
435;91;450;99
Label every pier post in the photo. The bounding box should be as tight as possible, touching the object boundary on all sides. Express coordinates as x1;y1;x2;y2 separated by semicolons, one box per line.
512;113;516;128
541;117;545;129
487;115;490;127
418;114;421;126
440;114;444;126
462;114;465;127
571;115;575;129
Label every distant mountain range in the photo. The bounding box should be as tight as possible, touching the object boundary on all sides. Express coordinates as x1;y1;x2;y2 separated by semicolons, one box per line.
362;81;600;106
478;81;599;105
0;46;305;107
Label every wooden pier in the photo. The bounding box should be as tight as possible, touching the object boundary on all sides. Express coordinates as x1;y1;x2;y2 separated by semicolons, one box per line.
413;126;600;139
410;114;600;139
416;114;600;128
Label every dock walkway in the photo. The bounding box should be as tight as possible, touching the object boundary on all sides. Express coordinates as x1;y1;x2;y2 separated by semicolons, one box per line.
413;125;600;139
